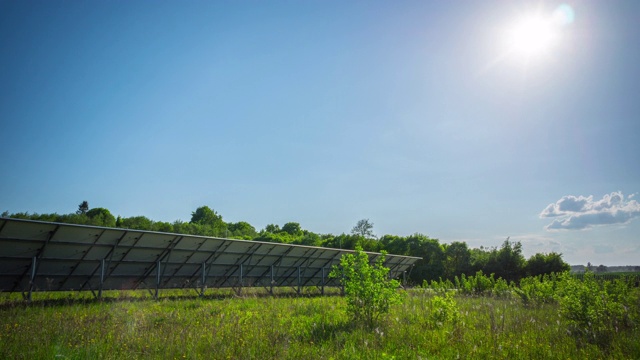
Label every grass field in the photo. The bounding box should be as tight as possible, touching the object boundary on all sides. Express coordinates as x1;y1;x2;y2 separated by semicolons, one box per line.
2;287;639;359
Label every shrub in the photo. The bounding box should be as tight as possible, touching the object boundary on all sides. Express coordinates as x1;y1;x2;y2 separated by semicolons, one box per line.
423;278;453;294
515;273;560;307
557;271;638;352
456;271;496;296
330;246;405;328
429;291;459;328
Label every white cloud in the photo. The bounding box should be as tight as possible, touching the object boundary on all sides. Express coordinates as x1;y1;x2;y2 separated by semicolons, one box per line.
540;191;640;231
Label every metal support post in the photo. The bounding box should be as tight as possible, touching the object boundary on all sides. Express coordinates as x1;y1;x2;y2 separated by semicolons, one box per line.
98;258;105;299
270;265;274;295
321;267;325;296
236;263;243;296
200;262;206;296
155;260;161;299
297;266;301;295
27;256;37;301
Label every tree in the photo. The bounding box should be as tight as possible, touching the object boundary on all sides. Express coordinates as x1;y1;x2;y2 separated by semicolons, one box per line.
152;221;173;233
409;236;445;284
76;201;89;215
119;216;153;230
380;235;407;255
85;207;116;227
228;221;257;239
282;222;302;236
264;224;280;233
494;238;526;282
190;206;224;228
444;241;472;279
351;219;374;239
294;233;321;246
330;246;404;328
525;252;570;277
326;233;362;250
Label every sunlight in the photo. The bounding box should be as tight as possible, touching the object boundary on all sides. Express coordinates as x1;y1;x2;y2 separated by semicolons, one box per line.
499;4;574;65
507;15;557;59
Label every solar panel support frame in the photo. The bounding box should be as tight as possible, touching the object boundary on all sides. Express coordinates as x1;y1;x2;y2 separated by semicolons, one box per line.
199;262;206;297
0;218;421;297
98;258;106;299
155;260;161;299
269;265;275;295
27;256;36;301
297;266;301;295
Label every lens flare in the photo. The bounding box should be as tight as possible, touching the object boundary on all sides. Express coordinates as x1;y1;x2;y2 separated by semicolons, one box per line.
552;4;575;26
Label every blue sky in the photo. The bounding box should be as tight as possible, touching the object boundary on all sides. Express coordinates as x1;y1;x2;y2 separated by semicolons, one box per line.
1;1;639;266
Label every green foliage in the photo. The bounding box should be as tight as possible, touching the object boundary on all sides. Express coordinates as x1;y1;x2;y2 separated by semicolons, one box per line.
491;238;525;283
406;235;446;284
456;271;500;296
525;252;570;277
444;241;472;280
423;277;454;294
227;221;257;239
76;201;89;215
190;206;224;228
424;271;514;298
557;271;638;352
281;222;302;236
3;288;639;359
492;277;512;298
264;224;280;233
330;246;405;328
515;273;561;307
152;221;174;233
292;233;322;246
428;291;460;328
351;218;374;238
85;207;116;227
118;215;154;230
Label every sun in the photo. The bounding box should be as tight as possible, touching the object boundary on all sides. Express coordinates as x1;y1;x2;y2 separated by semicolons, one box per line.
508;15;556;58
501;5;574;64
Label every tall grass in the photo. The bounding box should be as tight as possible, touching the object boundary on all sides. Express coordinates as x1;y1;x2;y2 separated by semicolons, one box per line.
1;287;638;359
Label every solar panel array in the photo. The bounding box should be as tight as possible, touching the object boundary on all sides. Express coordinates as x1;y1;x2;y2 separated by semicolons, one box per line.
0;218;420;298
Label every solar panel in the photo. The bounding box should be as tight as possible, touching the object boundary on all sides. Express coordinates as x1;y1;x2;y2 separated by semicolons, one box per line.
0;218;421;299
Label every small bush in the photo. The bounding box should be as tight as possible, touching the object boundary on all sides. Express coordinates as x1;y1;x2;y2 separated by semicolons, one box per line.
429;291;459;328
456;271;497;296
330;246;405;328
515;273;560;307
423;278;453;294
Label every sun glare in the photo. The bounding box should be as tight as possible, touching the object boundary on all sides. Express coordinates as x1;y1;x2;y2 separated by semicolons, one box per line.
501;4;574;64
508;15;556;58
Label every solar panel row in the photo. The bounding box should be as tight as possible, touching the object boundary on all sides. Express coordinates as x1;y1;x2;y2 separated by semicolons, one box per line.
0;218;420;299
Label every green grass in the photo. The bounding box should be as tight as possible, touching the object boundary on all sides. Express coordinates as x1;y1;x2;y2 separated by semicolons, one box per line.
1;289;638;359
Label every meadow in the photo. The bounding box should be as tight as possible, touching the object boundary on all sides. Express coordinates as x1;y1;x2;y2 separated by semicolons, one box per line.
2;279;639;360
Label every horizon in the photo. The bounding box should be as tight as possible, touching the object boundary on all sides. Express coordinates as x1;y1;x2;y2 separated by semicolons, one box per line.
1;1;639;267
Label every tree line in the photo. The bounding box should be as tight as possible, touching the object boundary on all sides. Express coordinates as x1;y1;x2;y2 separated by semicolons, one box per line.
2;202;570;284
